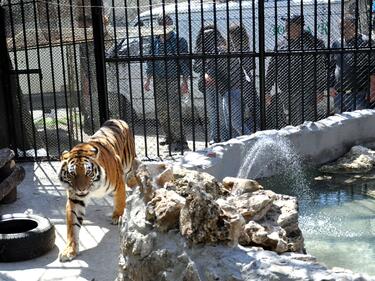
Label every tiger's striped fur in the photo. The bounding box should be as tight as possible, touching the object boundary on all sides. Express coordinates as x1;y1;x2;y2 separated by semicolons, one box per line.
58;119;136;262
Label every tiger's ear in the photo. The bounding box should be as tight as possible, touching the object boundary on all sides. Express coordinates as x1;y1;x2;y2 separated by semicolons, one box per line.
61;150;70;161
88;146;99;159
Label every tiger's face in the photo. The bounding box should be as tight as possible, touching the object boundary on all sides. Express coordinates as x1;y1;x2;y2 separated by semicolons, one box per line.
59;144;101;197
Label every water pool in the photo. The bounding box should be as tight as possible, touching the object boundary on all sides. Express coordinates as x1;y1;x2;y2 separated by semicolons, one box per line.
262;175;375;276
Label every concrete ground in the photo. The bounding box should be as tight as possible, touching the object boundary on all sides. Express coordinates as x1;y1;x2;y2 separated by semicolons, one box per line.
0;161;120;281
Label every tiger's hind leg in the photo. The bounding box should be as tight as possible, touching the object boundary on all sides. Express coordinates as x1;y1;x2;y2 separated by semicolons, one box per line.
111;179;125;225
59;194;87;262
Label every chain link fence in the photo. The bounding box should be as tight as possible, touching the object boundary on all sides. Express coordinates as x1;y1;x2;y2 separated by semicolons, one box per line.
1;0;374;160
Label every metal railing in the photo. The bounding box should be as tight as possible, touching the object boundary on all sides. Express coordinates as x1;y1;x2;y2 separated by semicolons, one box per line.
0;0;374;161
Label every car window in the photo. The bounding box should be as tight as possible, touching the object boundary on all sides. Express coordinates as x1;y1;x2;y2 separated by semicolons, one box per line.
135;17;159;28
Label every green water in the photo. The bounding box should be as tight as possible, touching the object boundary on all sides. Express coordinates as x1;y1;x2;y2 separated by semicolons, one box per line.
261;175;375;276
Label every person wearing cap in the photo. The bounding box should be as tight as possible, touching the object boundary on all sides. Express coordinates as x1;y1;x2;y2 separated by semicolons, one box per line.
265;15;327;128
144;14;190;152
329;16;375;112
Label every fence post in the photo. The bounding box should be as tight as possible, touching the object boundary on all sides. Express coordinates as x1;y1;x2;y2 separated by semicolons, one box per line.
258;0;266;130
0;7;15;149
91;0;108;125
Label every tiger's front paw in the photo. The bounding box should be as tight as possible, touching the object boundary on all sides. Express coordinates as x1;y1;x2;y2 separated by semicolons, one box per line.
59;245;78;262
111;213;122;225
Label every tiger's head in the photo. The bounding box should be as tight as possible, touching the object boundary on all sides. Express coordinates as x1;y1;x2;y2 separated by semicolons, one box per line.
59;143;102;197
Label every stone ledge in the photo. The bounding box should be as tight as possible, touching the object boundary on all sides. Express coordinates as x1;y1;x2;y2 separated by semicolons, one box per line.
176;109;375;180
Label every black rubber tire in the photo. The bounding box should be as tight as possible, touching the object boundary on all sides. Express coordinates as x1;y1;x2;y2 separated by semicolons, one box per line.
0;213;56;262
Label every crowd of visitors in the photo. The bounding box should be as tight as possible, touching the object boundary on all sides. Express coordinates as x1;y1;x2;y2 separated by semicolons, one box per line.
101;12;375;151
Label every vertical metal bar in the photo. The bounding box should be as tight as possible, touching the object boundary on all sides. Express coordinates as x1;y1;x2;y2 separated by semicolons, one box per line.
225;0;232;138
56;0;72;149
32;0;50;158
161;0;172;156
326;0;332;117
103;19;110;120
68;0;83;141
136;0;148;157
353;0;359;110
368;0;373;107
212;0;217;146
239;0;244;135
91;0;109;125
124;0;134;129
258;0;266;130
123;0;136;144
0;7;16;150
339;0;344;112
174;0;184;154
45;0;61;155
187;0;195;150
287;0;291;125
20;0;37;157
80;0;94;135
111;0;122;119
313;0;318;121
252;0;258;130
273;0;279;128
201;0;208;147
6;0;26;156
300;0;305;123
148;0;160;157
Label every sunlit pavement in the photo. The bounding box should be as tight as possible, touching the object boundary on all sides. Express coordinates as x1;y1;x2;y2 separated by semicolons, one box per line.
0;162;119;281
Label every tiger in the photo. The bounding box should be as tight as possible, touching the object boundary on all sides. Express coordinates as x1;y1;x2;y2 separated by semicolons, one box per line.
58;119;137;262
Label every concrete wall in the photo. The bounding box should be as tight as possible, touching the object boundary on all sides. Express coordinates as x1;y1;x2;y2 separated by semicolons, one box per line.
176;109;375;180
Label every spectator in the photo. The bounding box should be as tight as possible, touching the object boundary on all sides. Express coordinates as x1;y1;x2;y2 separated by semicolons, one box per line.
226;23;259;135
193;24;229;144
265;15;327;128
329;16;375;112
144;14;190;151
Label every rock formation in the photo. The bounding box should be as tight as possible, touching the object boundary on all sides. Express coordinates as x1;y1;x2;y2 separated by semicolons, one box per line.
119;162;374;281
317;145;375;186
320;145;375;174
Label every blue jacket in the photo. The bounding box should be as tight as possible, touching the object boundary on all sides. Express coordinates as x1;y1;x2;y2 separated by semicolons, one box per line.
146;31;190;79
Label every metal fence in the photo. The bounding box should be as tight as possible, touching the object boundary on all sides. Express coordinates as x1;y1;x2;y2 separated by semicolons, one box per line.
0;0;374;161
